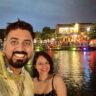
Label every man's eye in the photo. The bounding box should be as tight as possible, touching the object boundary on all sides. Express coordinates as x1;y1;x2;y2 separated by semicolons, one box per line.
10;40;18;45
24;41;31;46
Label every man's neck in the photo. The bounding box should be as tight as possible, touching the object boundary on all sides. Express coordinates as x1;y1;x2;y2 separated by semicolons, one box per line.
8;65;22;75
4;58;22;75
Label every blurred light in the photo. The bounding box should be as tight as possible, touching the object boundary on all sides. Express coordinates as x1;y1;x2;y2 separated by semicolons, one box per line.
74;23;79;33
83;47;87;51
71;47;77;51
87;27;91;32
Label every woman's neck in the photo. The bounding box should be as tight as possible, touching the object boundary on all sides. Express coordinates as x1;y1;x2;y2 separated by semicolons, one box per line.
38;74;52;82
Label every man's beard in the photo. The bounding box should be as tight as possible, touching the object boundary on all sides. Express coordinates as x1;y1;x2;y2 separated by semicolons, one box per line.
8;58;28;68
6;51;29;68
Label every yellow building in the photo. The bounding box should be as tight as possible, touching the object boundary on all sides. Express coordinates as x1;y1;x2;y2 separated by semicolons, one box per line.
55;23;96;45
55;23;96;34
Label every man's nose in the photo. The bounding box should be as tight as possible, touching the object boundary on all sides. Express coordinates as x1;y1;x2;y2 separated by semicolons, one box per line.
16;43;25;51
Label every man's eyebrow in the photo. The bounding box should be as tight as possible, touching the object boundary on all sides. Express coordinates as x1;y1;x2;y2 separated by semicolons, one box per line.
24;39;31;42
24;40;32;44
9;37;32;42
10;37;18;40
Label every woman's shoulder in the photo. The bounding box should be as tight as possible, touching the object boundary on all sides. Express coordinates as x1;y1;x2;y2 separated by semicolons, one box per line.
53;74;67;94
32;77;39;83
53;74;64;81
53;74;64;85
32;77;37;81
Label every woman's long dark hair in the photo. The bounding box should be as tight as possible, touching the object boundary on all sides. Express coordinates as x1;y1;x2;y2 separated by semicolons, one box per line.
31;51;54;78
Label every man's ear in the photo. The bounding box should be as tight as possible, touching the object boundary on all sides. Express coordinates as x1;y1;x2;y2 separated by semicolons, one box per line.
3;38;6;51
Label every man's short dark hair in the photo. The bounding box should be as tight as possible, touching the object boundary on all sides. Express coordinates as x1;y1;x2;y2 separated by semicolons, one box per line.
6;19;35;39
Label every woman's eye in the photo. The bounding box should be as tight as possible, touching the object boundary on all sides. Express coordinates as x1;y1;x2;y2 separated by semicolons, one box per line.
37;62;49;65
45;61;49;65
38;63;42;65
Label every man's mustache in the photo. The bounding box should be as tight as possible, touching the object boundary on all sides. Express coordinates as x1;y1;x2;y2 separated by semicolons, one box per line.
13;51;27;55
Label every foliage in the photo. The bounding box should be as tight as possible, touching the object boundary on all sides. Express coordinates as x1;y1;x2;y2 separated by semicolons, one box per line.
0;29;5;41
35;32;41;39
88;31;96;40
41;26;55;40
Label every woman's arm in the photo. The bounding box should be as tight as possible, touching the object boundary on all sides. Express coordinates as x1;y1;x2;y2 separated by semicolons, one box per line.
54;75;67;96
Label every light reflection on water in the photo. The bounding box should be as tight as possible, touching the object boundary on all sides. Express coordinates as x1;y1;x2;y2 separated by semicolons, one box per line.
26;50;96;96
47;50;96;96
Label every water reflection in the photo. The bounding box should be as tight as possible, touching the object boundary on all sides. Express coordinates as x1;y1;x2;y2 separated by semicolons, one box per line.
26;50;96;96
47;50;96;96
89;51;96;96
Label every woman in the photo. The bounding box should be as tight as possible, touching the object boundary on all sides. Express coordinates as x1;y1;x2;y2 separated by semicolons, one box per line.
32;51;67;96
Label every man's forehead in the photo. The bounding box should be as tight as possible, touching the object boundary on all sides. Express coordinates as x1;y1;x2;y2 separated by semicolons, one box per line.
7;29;32;39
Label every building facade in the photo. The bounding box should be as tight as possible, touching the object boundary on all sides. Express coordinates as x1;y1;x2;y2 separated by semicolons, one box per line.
55;23;96;46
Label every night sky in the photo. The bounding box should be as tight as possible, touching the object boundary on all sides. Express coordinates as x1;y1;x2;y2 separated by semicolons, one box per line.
0;0;96;31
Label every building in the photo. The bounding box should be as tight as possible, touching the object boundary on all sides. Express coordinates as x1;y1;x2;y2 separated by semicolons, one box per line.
55;23;96;45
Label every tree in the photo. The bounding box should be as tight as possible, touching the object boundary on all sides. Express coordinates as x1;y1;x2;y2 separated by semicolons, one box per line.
35;31;41;39
0;29;5;41
41;26;54;40
88;31;96;40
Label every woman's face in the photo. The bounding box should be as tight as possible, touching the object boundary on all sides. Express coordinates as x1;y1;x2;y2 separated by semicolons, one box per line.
35;56;50;75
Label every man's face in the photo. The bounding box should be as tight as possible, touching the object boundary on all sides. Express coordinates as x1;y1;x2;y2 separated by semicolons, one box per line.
3;28;34;68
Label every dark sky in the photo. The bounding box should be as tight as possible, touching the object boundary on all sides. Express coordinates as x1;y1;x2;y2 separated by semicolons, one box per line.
0;0;96;31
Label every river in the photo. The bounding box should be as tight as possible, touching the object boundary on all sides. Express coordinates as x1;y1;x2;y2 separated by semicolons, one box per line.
47;50;96;96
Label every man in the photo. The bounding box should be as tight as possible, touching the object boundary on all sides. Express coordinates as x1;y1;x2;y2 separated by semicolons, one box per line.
0;19;35;96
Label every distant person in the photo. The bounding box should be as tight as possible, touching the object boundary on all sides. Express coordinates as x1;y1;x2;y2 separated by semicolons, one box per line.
0;19;35;96
32;51;67;96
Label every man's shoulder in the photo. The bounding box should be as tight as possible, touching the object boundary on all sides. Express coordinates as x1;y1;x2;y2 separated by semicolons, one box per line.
23;69;31;78
0;51;4;63
0;51;4;55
